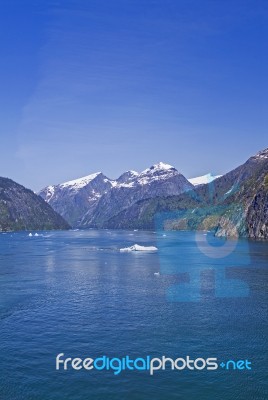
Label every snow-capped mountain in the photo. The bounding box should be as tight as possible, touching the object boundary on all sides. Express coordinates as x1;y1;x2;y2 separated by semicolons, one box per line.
104;148;268;238
39;162;193;228
39;172;114;226
250;148;268;160
82;162;193;227
38;147;268;236
188;173;222;186
116;170;139;185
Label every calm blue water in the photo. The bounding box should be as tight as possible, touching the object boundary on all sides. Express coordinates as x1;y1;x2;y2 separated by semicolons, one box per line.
0;230;267;400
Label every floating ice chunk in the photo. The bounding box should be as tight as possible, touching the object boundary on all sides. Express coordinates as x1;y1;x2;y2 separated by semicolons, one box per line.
154;272;160;276
28;233;33;237
119;244;158;252
34;233;39;237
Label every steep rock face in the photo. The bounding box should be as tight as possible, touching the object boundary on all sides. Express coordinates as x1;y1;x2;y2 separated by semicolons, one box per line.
81;163;194;227
180;148;268;238
243;185;268;239
214;149;268;238
39;172;114;226
0;177;70;232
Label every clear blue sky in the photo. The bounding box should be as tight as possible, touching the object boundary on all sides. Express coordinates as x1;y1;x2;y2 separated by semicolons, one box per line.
0;0;267;191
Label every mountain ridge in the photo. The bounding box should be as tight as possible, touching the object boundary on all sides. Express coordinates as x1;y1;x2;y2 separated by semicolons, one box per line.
38;148;268;238
0;177;70;232
103;148;268;238
39;162;194;228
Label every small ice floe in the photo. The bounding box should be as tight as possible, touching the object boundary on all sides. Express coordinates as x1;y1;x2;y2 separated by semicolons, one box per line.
34;233;39;237
119;244;158;252
162;234;167;237
154;272;160;276
133;229;138;232
28;233;33;237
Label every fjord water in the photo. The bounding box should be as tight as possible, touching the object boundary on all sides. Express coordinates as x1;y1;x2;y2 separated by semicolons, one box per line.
0;230;267;400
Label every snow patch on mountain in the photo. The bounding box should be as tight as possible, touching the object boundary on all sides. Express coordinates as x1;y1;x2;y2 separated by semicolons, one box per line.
44;186;55;201
116;170;139;187
140;162;176;176
113;163;178;188
188;173;222;186
60;172;102;191
137;162;178;185
251;148;268;160
39;161;193;227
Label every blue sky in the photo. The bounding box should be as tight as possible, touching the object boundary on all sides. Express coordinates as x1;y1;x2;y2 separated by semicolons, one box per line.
0;0;267;191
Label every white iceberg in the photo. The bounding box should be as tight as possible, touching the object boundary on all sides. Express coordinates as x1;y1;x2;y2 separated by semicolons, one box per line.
119;244;158;252
28;233;33;237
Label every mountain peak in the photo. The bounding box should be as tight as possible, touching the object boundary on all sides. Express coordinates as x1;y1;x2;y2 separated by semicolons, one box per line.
135;162;179;186
150;162;176;171
252;148;268;160
117;170;139;184
60;172;102;190
140;162;177;176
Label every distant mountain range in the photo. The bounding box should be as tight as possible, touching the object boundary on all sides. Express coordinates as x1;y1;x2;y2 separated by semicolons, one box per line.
39;162;194;228
1;148;267;238
0;177;70;232
39;148;268;239
103;149;268;239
